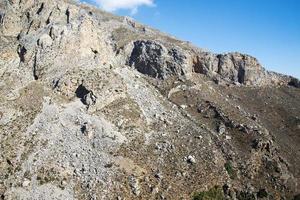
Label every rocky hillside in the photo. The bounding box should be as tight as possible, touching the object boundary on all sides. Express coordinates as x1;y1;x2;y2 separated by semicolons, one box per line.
0;0;300;199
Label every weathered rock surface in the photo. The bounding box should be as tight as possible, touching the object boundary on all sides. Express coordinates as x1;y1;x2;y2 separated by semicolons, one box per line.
0;0;299;199
128;40;187;79
192;52;292;86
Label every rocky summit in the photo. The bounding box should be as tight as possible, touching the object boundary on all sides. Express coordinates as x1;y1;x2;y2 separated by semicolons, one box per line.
0;0;299;199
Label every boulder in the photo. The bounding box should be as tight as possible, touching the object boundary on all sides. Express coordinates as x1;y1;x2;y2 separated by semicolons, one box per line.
218;122;226;135
38;34;53;49
128;40;186;79
187;155;196;164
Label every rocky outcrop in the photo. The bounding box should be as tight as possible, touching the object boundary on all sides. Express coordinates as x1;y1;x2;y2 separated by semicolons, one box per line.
128;40;187;79
193;52;267;86
127;41;298;86
192;52;299;86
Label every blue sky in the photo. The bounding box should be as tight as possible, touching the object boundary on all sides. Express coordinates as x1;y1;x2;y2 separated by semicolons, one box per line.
83;0;300;78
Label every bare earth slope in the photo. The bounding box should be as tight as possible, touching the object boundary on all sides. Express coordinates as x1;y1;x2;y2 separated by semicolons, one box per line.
0;0;299;199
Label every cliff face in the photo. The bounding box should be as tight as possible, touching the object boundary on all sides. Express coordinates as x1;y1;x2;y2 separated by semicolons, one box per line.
0;0;300;199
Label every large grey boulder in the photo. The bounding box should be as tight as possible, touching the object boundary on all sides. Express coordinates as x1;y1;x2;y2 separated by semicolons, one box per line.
128;40;186;79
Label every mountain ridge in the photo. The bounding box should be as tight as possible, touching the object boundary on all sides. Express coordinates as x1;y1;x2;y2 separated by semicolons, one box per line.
0;0;300;199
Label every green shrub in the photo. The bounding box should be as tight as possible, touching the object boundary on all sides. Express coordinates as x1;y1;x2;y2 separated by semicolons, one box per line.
236;191;256;200
257;189;268;198
193;186;225;200
224;161;237;179
293;194;300;200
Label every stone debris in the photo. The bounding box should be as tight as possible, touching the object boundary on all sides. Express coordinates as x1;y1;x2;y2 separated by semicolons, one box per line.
83;91;97;108
180;104;188;109
154;170;163;180
218;122;226;135
22;179;31;187
187;155;196;164
0;0;299;199
128;176;140;196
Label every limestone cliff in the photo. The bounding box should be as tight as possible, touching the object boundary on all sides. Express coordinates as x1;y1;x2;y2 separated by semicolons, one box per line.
0;0;299;199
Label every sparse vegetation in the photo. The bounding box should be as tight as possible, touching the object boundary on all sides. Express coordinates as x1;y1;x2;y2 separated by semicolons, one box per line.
193;186;225;200
293;194;300;200
236;191;256;200
257;189;268;198
1;0;300;198
224;161;237;179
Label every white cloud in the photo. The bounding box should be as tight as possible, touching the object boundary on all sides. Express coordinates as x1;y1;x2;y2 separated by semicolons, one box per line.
95;0;154;14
